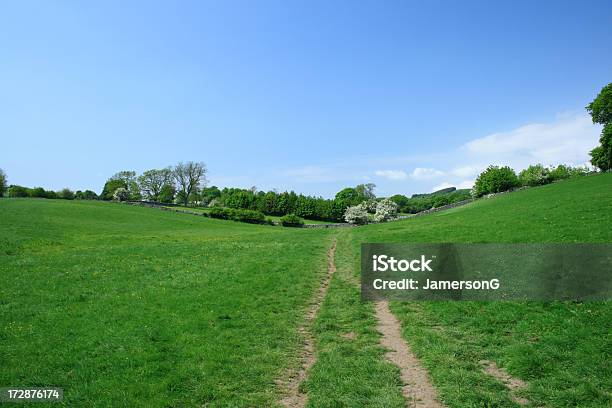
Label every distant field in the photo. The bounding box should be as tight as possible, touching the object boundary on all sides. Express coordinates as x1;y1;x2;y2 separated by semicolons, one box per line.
352;173;612;407
0;199;333;407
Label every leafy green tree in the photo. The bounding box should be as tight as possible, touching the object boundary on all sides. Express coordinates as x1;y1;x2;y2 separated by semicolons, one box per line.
101;178;128;200
201;186;221;205
587;83;612;171
30;187;47;198
473;166;520;197
8;185;30;197
158;184;176;203
0;169;7;197
519;164;551;186
57;188;75;200
335;187;361;207
138;168;172;200
355;183;376;200
389;194;409;211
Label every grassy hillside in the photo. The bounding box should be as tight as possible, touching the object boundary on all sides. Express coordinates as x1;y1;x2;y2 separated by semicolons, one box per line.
0;199;337;407
352;173;612;407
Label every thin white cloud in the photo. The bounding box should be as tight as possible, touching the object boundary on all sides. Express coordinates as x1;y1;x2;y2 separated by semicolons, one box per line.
451;165;483;178
375;169;408;180
464;113;599;169
410;167;444;180
277;112;600;197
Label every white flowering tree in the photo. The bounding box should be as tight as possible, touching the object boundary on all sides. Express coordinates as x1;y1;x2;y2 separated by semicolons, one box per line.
113;187;130;202
344;203;369;224
363;199;378;213
373;198;398;222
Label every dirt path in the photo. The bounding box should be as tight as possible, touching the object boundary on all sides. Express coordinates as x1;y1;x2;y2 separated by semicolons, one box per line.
278;238;337;408
479;360;529;406
375;300;446;408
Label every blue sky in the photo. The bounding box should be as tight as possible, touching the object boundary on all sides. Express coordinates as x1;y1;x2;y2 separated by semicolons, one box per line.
1;0;611;198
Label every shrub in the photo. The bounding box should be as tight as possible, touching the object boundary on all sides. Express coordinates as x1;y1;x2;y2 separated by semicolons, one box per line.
209;207;266;224
519;164;551;186
113;187;130;202
74;190;98;200
30;187;47;198
280;214;304;227
473;166;520;197
232;209;266;224
57;188;75;200
373;198;398;222
8;185;30;198
209;207;233;219
344;203;369;224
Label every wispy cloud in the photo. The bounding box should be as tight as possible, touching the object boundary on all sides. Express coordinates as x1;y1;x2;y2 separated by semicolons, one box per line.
375;169;408;180
410;167;444;180
464;112;599;169
280;112;600;197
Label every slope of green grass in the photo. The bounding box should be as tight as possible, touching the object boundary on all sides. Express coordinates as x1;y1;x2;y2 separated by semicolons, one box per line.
353;173;612;407
0;199;333;407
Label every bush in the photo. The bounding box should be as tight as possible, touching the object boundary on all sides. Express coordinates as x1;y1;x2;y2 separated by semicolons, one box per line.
75;190;98;200
519;164;551;186
209;207;266;224
57;188;75;200
232;209;266;224
280;214;305;227
344;203;369;224
473;166;520;197
373;198;398;222
209;207;233;219
113;187;130;202
30;187;47;198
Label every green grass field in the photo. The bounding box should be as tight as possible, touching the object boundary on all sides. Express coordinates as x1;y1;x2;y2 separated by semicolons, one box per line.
0;199;333;406
1;173;611;407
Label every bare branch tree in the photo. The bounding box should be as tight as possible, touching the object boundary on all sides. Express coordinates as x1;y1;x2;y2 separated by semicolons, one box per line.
173;162;207;206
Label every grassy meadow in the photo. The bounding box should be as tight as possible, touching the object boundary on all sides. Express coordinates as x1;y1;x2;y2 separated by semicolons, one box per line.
0;199;333;406
1;173;611;407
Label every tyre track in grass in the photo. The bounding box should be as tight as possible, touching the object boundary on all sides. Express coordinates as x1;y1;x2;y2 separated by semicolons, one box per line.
375;300;446;408
278;237;337;408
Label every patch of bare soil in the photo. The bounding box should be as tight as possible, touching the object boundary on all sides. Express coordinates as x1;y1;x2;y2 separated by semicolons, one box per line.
375;300;446;408
479;360;529;406
278;238;337;408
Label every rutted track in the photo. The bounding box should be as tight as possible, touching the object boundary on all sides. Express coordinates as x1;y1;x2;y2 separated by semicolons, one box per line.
278;238;337;408
375;300;446;408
